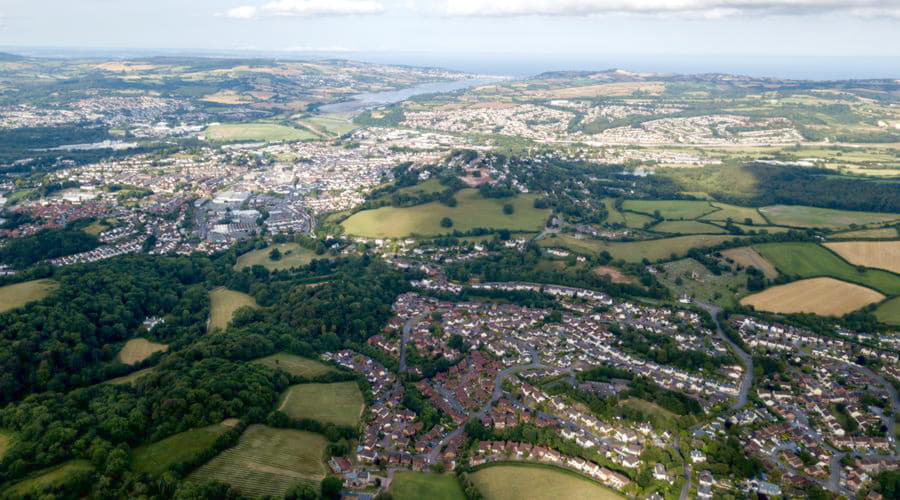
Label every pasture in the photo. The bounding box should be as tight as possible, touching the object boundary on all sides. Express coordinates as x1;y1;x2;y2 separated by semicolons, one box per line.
132;423;231;476
701;202;767;225
740;277;884;316
297;113;358;137
251;353;336;378
234;243;317;271
277;382;364;427
721;247;779;279
2;460;93;497
390;472;466;500
117;338;168;365
208;288;259;331
622;199;716;220
829;227;898;240
0;279;58;314
651;220;725;234
758;205;900;229
875;297;900;326
470;464;624;500
204;123;317;142
540;234;743;263
188;425;328;498
601;198;626;225
622;211;654;229
341;189;550;238
824;241;900;274
105;367;155;386
754;243;900;295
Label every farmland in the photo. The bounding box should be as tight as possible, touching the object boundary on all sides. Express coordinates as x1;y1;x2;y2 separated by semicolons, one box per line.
740;277;885;316
540;234;744;263
341;189;550;238
132;423;231;476
622;199;716;220
2;460;93;497
117;338;168;365
601;198;626;225
188;425;328;498
758;205;900;229
701;202;767;225
470;464;624;500
0;279;58;313
651;220;725;234
824;241;900;274
592;266;635;284
829;227;899;240
658;258;749;308
208;288;259;331
875;297;900;326
754;243;900;295
203;123;318;142
277;382;365;427
234;243;318;271
390;472;466;500
251;353;336;378
721;247;779;279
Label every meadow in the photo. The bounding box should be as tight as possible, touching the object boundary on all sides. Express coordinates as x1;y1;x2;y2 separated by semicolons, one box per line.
754;242;900;295
208;288;259;331
541;234;744;263
758;205;900;229
701;202;767;225
390;472;466;500
658;258;748;308
824;241;900;274
296;113;358;137
651;220;725;234
132;423;231;476
188;425;328;498
105;367;156;386
875;297;900;326
341;189;550;238
117;338;168;365
720;247;779;279
2;460;93;497
622;199;716;220
470;464;624;500
740;277;884;316
828;227;899;240
277;382;365;427
251;353;336;378
601;198;626;225
204;123;318;142
0;279;58;313
0;432;11;461
234;243;318;271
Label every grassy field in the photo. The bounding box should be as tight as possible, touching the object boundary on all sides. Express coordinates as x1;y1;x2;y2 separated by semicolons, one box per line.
829;227;899;239
0;279;58;314
622;199;716;220
622;211;654;228
701;202;767;225
824;241;900;274
341;189;550;238
393;178;446;197
117;338;168;365
592;265;635;284
651;220;726;234
470;464;624;500
2;460;93;497
105;367;155;386
540;234;743;263
620;398;679;424
658;258;748;308
0;432;11;461
754;243;900;295
758;205;900;229
721;247;779;279
390;472;466;500
277;382;364;427
133;423;231;476
297;113;358;137
734;224;792;234
188;425;328;498
602;198;626;225
234;243;318;271
875;297;900;326
208;288;259;331
204;123;318;142
251;353;336;378
740;277;884;316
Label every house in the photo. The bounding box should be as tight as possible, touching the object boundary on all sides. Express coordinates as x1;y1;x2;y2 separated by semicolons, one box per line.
653;463;669;482
690;450;707;463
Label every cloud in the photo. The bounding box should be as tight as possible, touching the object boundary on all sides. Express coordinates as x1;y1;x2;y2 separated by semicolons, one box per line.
440;0;900;17
225;0;385;19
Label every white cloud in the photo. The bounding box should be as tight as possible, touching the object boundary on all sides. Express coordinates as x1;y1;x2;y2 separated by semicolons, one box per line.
225;0;385;19
441;0;900;17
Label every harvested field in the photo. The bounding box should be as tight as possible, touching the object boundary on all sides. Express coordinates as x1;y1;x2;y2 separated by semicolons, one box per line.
470;463;623;500
824;241;900;274
208;288;259;331
759;205;900;229
740;277;884;316
188;425;328;498
251;353;336;378
278;382;364;427
0;279;58;314
721;247;779;279
592;266;634;284
117;338;168;365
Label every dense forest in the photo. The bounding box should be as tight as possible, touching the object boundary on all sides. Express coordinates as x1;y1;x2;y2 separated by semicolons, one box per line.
0;228;101;269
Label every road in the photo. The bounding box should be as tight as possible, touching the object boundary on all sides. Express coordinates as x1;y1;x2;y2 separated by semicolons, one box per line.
398;313;427;373
695;301;753;411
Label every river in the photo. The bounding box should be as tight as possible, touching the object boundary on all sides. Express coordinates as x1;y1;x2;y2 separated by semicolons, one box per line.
317;78;500;114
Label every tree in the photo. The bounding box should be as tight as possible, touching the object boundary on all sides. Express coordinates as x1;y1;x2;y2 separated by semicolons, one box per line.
440;217;454;228
269;248;282;261
321;476;343;499
285;482;318;500
503;203;514;215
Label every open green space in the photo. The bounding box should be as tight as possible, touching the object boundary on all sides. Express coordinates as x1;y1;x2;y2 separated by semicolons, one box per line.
277;382;364;427
208;288;259;331
657;258;748;308
132;423;231;476
734;224;792;234
700;202;767;225
393;178;447;197
622;199;715;220
105;367;156;386
297;113;358;137
188;425;328;498
758;205;900;229
470;463;624;500
0;432;11;461
0;279;58;314
622;211;654;228
251;353;336;378
754;242;900;295
117;338;168;365
540;234;744;263
234;243;318;271
601;198;626;225
2;460;93;497
651;220;726;234
204;123;318;142
341;189;550;238
390;472;466;500
875;297;900;326
829;227;899;240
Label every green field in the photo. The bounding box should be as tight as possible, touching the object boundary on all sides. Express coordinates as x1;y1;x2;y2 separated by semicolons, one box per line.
188;425;328;498
470;464;624;500
623;199;716;220
602;198;626;225
734;224;792;234
700;202;767;225
297;113;358;137
105;367;155;386
2;460;93;497
622;211;655;228
117;338;168;365
758;205;900;229
754;242;900;295
204;123;318;142
540;234;744;263
133;423;231;476
393;178;447;197
341;189;550;238
390;472;466;500
278;382;364;427
0;279;58;314
251;353;336;378
651;220;726;234
208;288;259;331
0;432;11;461
234;243;318;271
658;258;748;308
829;227;899;240
875;297;900;326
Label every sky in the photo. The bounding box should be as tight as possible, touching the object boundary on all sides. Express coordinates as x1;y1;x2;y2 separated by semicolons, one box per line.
1;1;899;77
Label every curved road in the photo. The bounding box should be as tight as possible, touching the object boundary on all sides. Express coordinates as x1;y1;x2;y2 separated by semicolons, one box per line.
696;302;753;411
